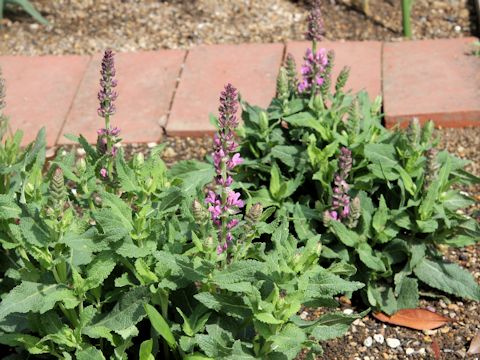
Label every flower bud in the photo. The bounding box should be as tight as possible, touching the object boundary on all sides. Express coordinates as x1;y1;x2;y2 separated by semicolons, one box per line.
259;112;269;132
335;66;350;94
246;203;263;224
346;196;361;229
285;53;298;95
407;117;421;144
133;153;144;169
421;120;435;145
276;67;289;102
76;158;87;174
192;199;208;224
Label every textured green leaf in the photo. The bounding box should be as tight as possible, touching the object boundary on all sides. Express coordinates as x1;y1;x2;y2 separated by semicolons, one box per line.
364;143;398;168
0;195;21;219
61;228;100;267
76;347;106;360
414;258;480;301
269;323;305;360
115;154;140;192
271;145;302;169
0;333;49;354
329;220;359;247
168;160;215;196
194;292;251;320
195;324;233;358
304;268;364;298
255;312;283;325
357;243;386;272
84;287;149;336
211;260;262;285
0;282;78;321
310;312;361;341
396;277;419;310
441;191;474;211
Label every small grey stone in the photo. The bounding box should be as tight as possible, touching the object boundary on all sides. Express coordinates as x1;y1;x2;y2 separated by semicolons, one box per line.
405;348;415;355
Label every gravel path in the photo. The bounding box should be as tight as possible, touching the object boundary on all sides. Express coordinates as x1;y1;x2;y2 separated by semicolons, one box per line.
0;0;477;56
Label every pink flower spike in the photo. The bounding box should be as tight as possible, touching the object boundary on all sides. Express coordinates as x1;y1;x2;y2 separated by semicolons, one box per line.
100;168;108;178
216;245;224;255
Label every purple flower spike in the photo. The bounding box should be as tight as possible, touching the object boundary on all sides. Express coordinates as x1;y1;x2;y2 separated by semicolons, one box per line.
306;0;324;42
98;49;118;119
203;84;244;254
328;147;353;223
298;48;328;94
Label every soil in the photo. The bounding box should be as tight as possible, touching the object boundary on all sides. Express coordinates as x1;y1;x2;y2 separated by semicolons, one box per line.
0;0;478;56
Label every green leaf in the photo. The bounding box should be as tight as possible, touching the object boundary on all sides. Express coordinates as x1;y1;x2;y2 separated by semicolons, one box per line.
0;282;78;321
441;191;474;211
84;287;149;336
76;347;106;360
115;154;140;192
310;312;363;341
194;292;251;320
357;243;386;272
9;0;49;25
329;220;360;247
61;228;100;267
139;339;155;360
268;323;305;360
364;143;398;168
304;268;364;298
255;312;283;325
0;195;21;219
414;258;480;301
0;333;49;355
157;187;184;213
269;162;282;199
396;277;419;310
271;145;302;170
372;195;388;234
100;192;133;230
168;160;215;196
144;304;177;349
367;282;398;314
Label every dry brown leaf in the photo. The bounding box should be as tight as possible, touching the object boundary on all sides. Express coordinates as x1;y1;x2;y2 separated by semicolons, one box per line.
467;331;480;355
431;339;441;360
372;308;452;330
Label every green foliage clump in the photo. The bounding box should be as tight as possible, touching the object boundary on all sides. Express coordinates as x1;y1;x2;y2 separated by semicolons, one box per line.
237;46;480;314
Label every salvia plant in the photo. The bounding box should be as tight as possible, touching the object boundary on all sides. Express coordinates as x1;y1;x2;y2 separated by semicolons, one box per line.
237;0;480;314
0;51;363;359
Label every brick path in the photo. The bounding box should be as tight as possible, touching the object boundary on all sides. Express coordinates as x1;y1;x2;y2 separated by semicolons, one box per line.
0;37;479;147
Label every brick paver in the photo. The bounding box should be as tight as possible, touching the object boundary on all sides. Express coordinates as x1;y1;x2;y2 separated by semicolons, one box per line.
166;43;284;136
286;41;382;98
383;37;480;128
0;55;90;146
60;50;185;144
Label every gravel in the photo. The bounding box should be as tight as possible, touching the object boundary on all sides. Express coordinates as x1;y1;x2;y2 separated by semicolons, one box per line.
0;0;478;56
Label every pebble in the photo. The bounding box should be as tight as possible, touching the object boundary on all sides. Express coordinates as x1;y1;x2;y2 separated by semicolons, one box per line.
343;308;354;315
418;348;426;355
386;338;401;349
147;142;157;148
299;311;308;320
373;334;384;344
405;348;415;355
363;336;373;348
454;25;462;32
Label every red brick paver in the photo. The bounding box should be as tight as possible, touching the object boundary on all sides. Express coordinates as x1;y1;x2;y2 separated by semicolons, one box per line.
286;41;382;98
383;37;480;128
0;55;90;146
60;50;185;144
166;43;284;136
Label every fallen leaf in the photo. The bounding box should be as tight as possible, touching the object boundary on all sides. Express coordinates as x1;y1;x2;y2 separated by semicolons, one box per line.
431;338;441;359
372;308;452;330
467;331;480;355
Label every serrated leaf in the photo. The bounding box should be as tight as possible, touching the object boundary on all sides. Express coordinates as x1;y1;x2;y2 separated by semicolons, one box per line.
414;258;480;301
115;154;140;192
0;282;78;321
269;323;305;359
76;347;106;360
0;195;21;219
357;243;386;272
168;160;215;196
329;220;359;247
255;312;283;325
194;292;251;320
61;228;100;267
310;312;362;341
84;287;149;336
396;277;419;310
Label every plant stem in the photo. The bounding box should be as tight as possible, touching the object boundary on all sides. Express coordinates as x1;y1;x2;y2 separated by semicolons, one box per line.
402;0;413;38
